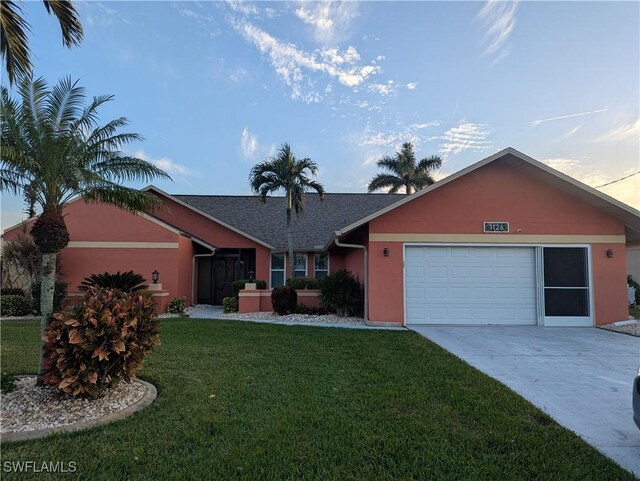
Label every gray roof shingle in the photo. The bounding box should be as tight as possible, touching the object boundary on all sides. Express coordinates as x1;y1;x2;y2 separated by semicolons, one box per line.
173;193;404;250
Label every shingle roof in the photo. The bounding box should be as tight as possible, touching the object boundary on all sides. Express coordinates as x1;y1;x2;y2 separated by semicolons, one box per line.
172;193;404;250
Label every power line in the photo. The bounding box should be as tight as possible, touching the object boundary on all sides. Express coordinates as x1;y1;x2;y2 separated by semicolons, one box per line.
594;171;640;188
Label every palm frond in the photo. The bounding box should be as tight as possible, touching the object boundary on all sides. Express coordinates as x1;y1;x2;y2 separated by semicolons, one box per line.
0;0;31;84
42;0;83;48
367;173;404;193
46;75;85;130
417;155;442;173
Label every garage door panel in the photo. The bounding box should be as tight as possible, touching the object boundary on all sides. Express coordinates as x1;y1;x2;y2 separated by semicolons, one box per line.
405;246;537;325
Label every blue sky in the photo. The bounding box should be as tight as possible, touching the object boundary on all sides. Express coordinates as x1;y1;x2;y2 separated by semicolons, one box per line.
1;0;639;230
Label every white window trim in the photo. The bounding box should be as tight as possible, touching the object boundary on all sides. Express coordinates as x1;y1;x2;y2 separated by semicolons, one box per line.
270;252;285;288
293;253;308;278
314;252;330;278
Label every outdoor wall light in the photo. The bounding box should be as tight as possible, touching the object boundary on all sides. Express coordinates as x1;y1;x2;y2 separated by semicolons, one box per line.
606;249;614;258
248;270;255;281
383;248;390;257
152;270;160;284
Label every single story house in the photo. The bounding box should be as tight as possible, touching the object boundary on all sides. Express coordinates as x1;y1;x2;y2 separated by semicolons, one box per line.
3;148;639;327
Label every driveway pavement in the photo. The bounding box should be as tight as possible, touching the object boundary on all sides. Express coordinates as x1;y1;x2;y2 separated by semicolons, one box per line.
411;326;640;476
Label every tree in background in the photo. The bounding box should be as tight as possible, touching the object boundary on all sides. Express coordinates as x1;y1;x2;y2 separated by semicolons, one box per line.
367;142;442;195
249;143;324;279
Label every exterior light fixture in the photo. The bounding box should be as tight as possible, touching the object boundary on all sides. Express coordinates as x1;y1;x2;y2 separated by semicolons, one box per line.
248;270;255;281
383;248;390;257
152;270;160;284
606;249;614;258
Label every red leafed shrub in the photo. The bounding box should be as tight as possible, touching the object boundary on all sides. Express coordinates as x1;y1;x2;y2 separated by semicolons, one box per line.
271;286;297;315
42;287;160;398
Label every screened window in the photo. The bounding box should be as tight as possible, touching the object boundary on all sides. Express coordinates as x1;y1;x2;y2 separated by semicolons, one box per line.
293;253;307;278
543;247;589;317
270;253;285;288
314;253;329;278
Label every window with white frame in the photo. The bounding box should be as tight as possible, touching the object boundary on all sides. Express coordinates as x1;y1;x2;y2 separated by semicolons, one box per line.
314;253;329;278
293;253;307;278
270;253;285;287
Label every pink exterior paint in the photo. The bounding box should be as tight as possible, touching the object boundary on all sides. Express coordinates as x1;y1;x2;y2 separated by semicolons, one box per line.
367;162;629;326
238;289;321;313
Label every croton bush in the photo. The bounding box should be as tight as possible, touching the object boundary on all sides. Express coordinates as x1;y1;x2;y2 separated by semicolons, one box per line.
42;287;160;398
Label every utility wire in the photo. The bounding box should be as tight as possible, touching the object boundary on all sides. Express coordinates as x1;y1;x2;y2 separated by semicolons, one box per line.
594;171;640;188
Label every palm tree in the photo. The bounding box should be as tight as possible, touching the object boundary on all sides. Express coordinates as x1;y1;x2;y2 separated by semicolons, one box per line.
1;1;83;84
249;143;324;279
367;142;442;195
0;76;171;382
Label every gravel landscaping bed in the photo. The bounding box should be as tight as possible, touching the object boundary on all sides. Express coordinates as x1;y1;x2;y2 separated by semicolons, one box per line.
1;376;147;434
185;305;365;326
599;319;640;337
220;311;365;325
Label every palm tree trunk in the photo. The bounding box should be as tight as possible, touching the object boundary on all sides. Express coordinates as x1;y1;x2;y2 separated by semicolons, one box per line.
286;208;294;280
36;251;57;385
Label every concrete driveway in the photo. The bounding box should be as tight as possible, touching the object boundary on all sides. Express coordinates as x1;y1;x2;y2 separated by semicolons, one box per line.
411;326;640;476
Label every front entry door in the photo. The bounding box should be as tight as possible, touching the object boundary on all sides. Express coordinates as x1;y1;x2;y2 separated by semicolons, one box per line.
213;253;247;304
542;247;592;326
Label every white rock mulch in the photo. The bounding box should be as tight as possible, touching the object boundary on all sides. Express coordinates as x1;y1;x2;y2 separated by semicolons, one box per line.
1;376;146;434
599;318;640;337
185;304;368;327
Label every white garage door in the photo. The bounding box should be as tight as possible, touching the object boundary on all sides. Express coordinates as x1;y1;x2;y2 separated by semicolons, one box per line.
405;246;537;325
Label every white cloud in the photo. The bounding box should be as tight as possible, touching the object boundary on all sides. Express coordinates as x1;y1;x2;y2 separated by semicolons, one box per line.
528;108;608;126
406;82;418;90
368;81;396;96
235;20;380;102
543;157;640;209
240;128;258;158
476;1;518;64
359;121;441;152
134;150;192;177
439;122;493;156
294;1;359;44
595;119;640;143
225;0;260;17
179;8;213;25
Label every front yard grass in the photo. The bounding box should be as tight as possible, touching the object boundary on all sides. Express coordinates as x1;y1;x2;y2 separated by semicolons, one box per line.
0;318;632;480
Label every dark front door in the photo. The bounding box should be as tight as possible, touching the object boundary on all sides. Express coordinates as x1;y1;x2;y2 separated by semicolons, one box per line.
212;249;255;304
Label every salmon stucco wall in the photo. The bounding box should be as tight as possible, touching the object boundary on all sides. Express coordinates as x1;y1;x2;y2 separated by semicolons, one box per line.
3;201;183;311
367;161;629;326
151;195;272;282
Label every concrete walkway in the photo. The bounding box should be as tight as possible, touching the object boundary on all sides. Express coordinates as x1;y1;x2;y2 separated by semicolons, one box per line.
412;326;640;476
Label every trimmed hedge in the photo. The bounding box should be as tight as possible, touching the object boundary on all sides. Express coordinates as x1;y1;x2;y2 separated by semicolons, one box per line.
1;294;30;317
168;296;186;315
286;277;320;290
1;287;26;296
271;286;297;315
320;269;363;317
223;297;238;313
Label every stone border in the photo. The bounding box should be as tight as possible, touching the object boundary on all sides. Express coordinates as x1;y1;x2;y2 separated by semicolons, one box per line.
1;379;157;443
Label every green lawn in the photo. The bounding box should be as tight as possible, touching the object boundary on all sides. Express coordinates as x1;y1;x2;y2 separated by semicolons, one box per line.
0;319;632;480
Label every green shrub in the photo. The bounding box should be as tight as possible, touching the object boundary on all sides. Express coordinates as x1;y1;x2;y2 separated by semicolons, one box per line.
1;287;25;296
168;296;186;315
320;269;363;317
294;303;325;315
285;277;320;290
31;280;68;314
232;279;267;297
41;287;160;398
629;275;640;304
223;296;238;313
271;286;297;315
80;271;147;293
1;294;30;316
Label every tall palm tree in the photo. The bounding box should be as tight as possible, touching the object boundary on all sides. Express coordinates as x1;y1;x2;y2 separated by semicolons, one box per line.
1;1;83;84
249;143;324;279
367;142;442;195
0;76;171;382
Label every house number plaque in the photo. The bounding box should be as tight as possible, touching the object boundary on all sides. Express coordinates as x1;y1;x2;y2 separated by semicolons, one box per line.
483;221;509;233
